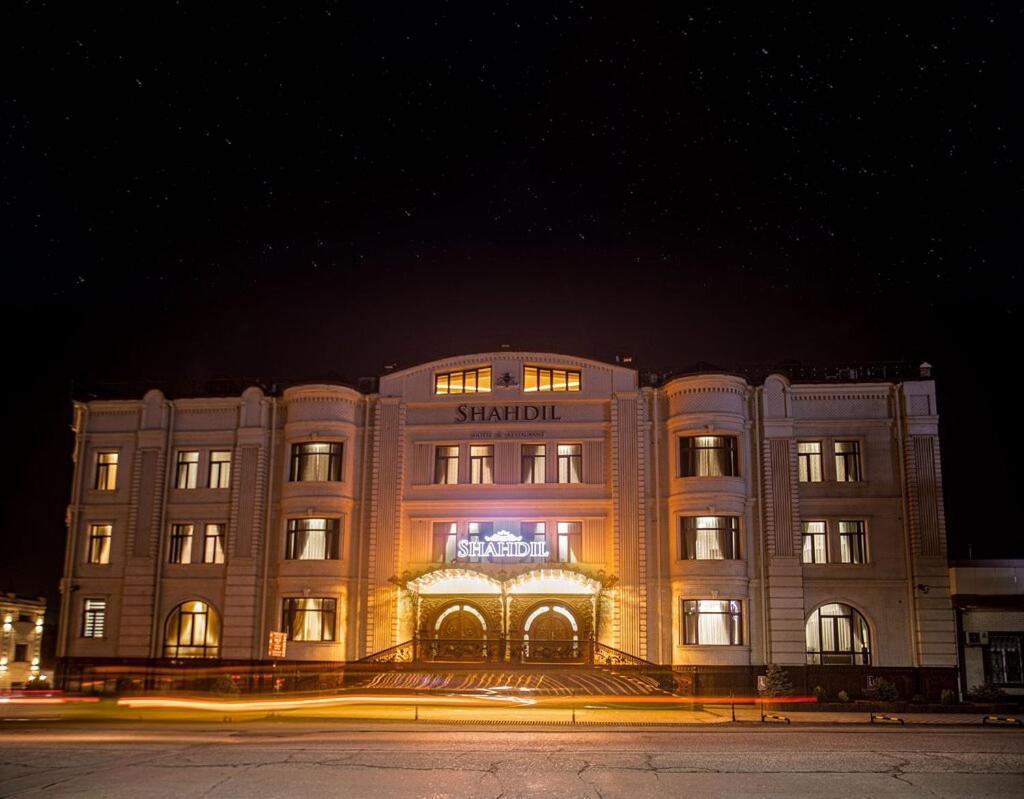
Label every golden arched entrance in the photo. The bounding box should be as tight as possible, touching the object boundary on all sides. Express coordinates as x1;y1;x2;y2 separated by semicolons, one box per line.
522;603;581;662
430;602;489;661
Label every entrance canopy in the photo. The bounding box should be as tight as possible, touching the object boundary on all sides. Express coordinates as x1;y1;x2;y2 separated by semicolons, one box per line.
406;567;601;596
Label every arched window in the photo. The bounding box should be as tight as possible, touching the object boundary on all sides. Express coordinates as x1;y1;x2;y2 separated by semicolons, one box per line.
164;600;220;659
806;603;870;665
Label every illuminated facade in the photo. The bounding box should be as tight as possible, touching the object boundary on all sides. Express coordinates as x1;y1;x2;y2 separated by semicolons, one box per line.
1;594;46;689
57;353;958;695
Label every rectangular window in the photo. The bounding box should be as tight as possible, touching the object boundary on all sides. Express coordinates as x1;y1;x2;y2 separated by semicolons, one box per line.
839;520;867;564
282;597;336;642
175;451;199;489
203;523;225;564
522;521;548;562
434;367;492;395
208;451;232;488
557;443;582;483
679;436;738;477
87;523;112;564
168;523;194;564
679;517;739;560
432;522;457;563
801;521;828;564
285;518;340;560
521;444;546;484
523;366;581;392
797;442;823;482
82;599;106;638
434;445;459;484
465;521;494;563
834;441;862;482
986;633;1024;687
290;442;343;482
14;644;28;662
682;599;743;645
470;445;494;484
556;521;582;563
94;452;118;490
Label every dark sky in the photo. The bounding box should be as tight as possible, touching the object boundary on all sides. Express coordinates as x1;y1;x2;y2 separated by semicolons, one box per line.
1;4;1019;611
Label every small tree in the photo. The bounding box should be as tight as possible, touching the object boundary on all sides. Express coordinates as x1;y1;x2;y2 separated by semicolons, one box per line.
759;664;794;697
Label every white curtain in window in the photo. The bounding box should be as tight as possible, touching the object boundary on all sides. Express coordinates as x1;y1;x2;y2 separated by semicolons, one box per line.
696;600;732;645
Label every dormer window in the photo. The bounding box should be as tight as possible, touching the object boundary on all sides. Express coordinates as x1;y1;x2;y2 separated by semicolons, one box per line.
435;367;492;395
524;366;581;392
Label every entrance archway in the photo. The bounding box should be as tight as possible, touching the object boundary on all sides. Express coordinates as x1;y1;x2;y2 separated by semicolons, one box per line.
431;603;488;661
522;604;581;662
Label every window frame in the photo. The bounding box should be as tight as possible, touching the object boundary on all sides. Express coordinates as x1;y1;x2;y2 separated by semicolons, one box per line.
168;523;194;564
285;517;341;560
433;445;460;485
175;451;200;489
86;523;113;564
838;519;867;564
523;365;582;393
434;366;492;395
678;516;740;560
431;521;458;564
289;442;343;482
93;451;119;491
834;440;863;482
801;520;828;564
797;441;823;483
984;632;1024;687
556;520;582;563
81;598;107;638
281;597;337;642
805;603;871;665
521;443;546;484
163;600;220;659
469;444;494;484
556;443;583;484
678;435;739;478
681;599;744;646
202;523;226;564
208;450;232;489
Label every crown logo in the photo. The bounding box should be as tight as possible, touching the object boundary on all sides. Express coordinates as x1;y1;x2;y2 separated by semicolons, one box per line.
485;529;521;542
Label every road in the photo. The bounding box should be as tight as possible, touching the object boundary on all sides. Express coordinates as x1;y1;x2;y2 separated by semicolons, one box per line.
1;723;1022;797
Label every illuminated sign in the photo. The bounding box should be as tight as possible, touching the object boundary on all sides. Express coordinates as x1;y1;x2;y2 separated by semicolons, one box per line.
455;404;562;422
457;530;549;559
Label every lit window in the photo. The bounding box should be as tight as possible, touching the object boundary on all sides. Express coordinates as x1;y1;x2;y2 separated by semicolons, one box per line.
208;451;232;489
432;522;457;563
986;634;1024;687
801;521;827;564
679;517;739;560
556;521;582;563
523;366;581;392
464;521;493;563
679;436;738;477
434;445;459;484
839;520;866;564
290;442;342;482
282;597;336;642
285;518;340;560
175;451;199;489
521;444;546;483
434;367;492;395
834;441;862;482
682;600;743;645
522;521;548;563
203;523;225;564
94;452;118;491
168;523;194;564
557;443;582;483
469;445;494;484
82;599;106;638
806;603;870;665
164;600;220;658
87;523;112;564
797;442;823;482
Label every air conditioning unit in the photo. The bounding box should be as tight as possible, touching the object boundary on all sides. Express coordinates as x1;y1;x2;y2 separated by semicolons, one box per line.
966;631;989;646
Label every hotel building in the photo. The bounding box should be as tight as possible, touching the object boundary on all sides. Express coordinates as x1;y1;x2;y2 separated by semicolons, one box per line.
56;352;958;696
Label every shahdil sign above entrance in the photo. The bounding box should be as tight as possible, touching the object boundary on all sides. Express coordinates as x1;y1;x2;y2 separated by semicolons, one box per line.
455;404;562;422
457;530;550;560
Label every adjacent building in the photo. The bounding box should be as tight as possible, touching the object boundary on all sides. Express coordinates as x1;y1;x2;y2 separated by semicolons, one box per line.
1;594;46;689
56;352;958;696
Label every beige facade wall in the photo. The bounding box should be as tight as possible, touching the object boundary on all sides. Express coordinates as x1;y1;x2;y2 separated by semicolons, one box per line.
57;352;957;671
1;595;46;688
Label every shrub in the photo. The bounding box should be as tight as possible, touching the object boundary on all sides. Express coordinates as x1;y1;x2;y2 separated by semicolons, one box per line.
759;664;794;697
866;677;899;702
967;683;1007;703
940;688;957;705
812;685;828;703
837;690;850;703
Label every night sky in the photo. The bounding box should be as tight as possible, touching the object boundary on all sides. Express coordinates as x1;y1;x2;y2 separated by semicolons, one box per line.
1;4;1019;613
